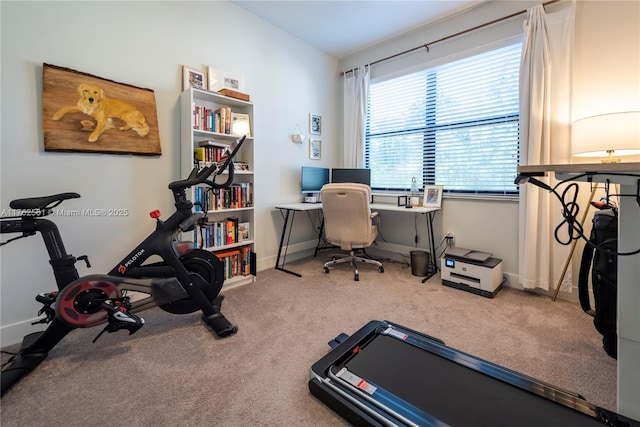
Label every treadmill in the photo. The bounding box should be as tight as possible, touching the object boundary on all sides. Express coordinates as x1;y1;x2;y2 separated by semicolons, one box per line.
309;320;639;427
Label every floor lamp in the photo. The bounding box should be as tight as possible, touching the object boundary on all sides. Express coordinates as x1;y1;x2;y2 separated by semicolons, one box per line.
553;111;640;300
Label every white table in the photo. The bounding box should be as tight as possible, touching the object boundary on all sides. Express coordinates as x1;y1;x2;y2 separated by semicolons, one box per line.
274;202;440;278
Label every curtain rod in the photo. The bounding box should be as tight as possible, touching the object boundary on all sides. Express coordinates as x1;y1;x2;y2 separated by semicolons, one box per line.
340;0;560;76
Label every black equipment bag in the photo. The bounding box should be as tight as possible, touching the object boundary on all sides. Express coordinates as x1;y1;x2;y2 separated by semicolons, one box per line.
578;208;618;359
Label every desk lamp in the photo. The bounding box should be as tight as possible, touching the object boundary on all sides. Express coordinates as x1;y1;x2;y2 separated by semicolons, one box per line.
571;111;640;163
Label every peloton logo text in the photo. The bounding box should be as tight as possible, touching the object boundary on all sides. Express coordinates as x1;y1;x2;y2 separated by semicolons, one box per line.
117;249;145;274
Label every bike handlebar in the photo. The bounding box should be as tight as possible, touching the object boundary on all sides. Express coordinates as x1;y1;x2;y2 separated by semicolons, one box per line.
168;135;246;191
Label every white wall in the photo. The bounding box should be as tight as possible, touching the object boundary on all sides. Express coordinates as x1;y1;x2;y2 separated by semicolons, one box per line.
335;0;639;294
0;0;337;346
335;0;538;285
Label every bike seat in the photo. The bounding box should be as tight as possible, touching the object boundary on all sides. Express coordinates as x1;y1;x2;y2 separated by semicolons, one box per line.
10;193;80;210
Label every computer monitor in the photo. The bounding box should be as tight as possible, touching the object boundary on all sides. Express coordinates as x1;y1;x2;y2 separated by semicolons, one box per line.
301;166;330;194
331;168;371;186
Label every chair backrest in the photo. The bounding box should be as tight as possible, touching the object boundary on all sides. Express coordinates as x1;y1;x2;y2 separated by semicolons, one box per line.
320;183;377;250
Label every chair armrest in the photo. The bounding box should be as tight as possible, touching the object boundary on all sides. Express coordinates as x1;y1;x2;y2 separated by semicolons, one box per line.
370;211;380;225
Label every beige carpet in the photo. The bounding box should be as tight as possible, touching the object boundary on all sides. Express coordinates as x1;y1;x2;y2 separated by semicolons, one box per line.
1;253;616;426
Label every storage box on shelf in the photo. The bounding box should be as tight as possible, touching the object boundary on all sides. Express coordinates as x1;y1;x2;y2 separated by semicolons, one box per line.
180;87;256;288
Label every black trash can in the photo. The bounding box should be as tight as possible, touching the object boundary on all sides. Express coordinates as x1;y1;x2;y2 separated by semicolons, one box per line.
410;251;430;277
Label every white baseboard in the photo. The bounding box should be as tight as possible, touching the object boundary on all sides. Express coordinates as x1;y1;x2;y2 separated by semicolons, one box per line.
260;239;582;303
1;319;47;348
2;241;581;348
257;239;319;272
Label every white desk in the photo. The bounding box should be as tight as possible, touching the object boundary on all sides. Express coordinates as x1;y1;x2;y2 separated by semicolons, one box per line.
518;162;640;420
274;202;440;278
274;203;323;277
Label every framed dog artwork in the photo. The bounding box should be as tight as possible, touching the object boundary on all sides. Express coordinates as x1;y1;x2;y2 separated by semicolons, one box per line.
42;63;161;155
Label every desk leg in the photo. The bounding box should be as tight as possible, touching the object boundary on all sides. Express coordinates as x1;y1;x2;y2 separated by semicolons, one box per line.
616;183;640;420
421;211;438;283
314;218;325;257
275;209;302;278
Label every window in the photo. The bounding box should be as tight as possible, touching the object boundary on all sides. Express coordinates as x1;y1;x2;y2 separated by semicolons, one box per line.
365;42;522;196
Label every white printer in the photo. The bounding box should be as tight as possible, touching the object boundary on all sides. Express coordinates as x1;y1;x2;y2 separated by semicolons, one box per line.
441;247;504;298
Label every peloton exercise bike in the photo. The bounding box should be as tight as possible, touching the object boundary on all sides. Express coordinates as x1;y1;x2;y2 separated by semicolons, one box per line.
0;136;247;396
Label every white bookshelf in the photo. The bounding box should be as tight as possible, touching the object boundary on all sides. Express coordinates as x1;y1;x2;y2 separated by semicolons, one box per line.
180;87;255;287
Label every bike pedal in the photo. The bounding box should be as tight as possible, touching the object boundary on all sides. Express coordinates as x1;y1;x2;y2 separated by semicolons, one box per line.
90;300;145;343
34;291;58;324
35;291;58;305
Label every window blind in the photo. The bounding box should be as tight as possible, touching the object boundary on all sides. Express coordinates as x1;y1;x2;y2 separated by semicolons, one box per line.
365;42;522;196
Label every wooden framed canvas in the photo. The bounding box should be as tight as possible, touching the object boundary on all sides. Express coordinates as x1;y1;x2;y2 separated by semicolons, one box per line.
42;64;161;155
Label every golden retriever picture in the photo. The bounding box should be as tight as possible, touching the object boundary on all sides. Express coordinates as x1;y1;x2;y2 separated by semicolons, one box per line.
53;83;150;143
43;63;161;155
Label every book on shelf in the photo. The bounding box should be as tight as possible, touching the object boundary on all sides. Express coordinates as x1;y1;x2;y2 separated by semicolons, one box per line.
193;102;241;137
193;183;252;211
224;107;231;134
215;246;252;279
199;139;229;148
214;107;225;133
194;147;206;162
195;143;228;168
226;217;238;245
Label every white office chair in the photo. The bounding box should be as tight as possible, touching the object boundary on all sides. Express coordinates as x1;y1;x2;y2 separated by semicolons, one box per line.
320;183;384;281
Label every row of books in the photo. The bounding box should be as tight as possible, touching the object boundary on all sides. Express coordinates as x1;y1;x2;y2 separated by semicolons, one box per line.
193;104;231;134
194;217;250;249
194;140;228;165
194;183;252;211
217;246;252;279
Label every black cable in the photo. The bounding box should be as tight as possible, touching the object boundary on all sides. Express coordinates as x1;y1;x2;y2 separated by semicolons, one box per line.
553;182;583;246
1;350;19;370
547;178;640;257
0;234;30;246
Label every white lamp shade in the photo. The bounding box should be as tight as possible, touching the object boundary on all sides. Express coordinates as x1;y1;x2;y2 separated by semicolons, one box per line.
572;111;640;158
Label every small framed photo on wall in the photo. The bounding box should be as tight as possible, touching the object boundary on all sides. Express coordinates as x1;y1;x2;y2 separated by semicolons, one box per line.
309;139;321;160
423;185;443;208
309;113;321;135
183;65;206;91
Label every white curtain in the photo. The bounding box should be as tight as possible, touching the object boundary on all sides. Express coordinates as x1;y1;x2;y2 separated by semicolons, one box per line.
519;3;575;291
343;65;369;168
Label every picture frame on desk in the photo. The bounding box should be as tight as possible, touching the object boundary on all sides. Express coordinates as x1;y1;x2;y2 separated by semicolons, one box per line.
423;185;443;208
